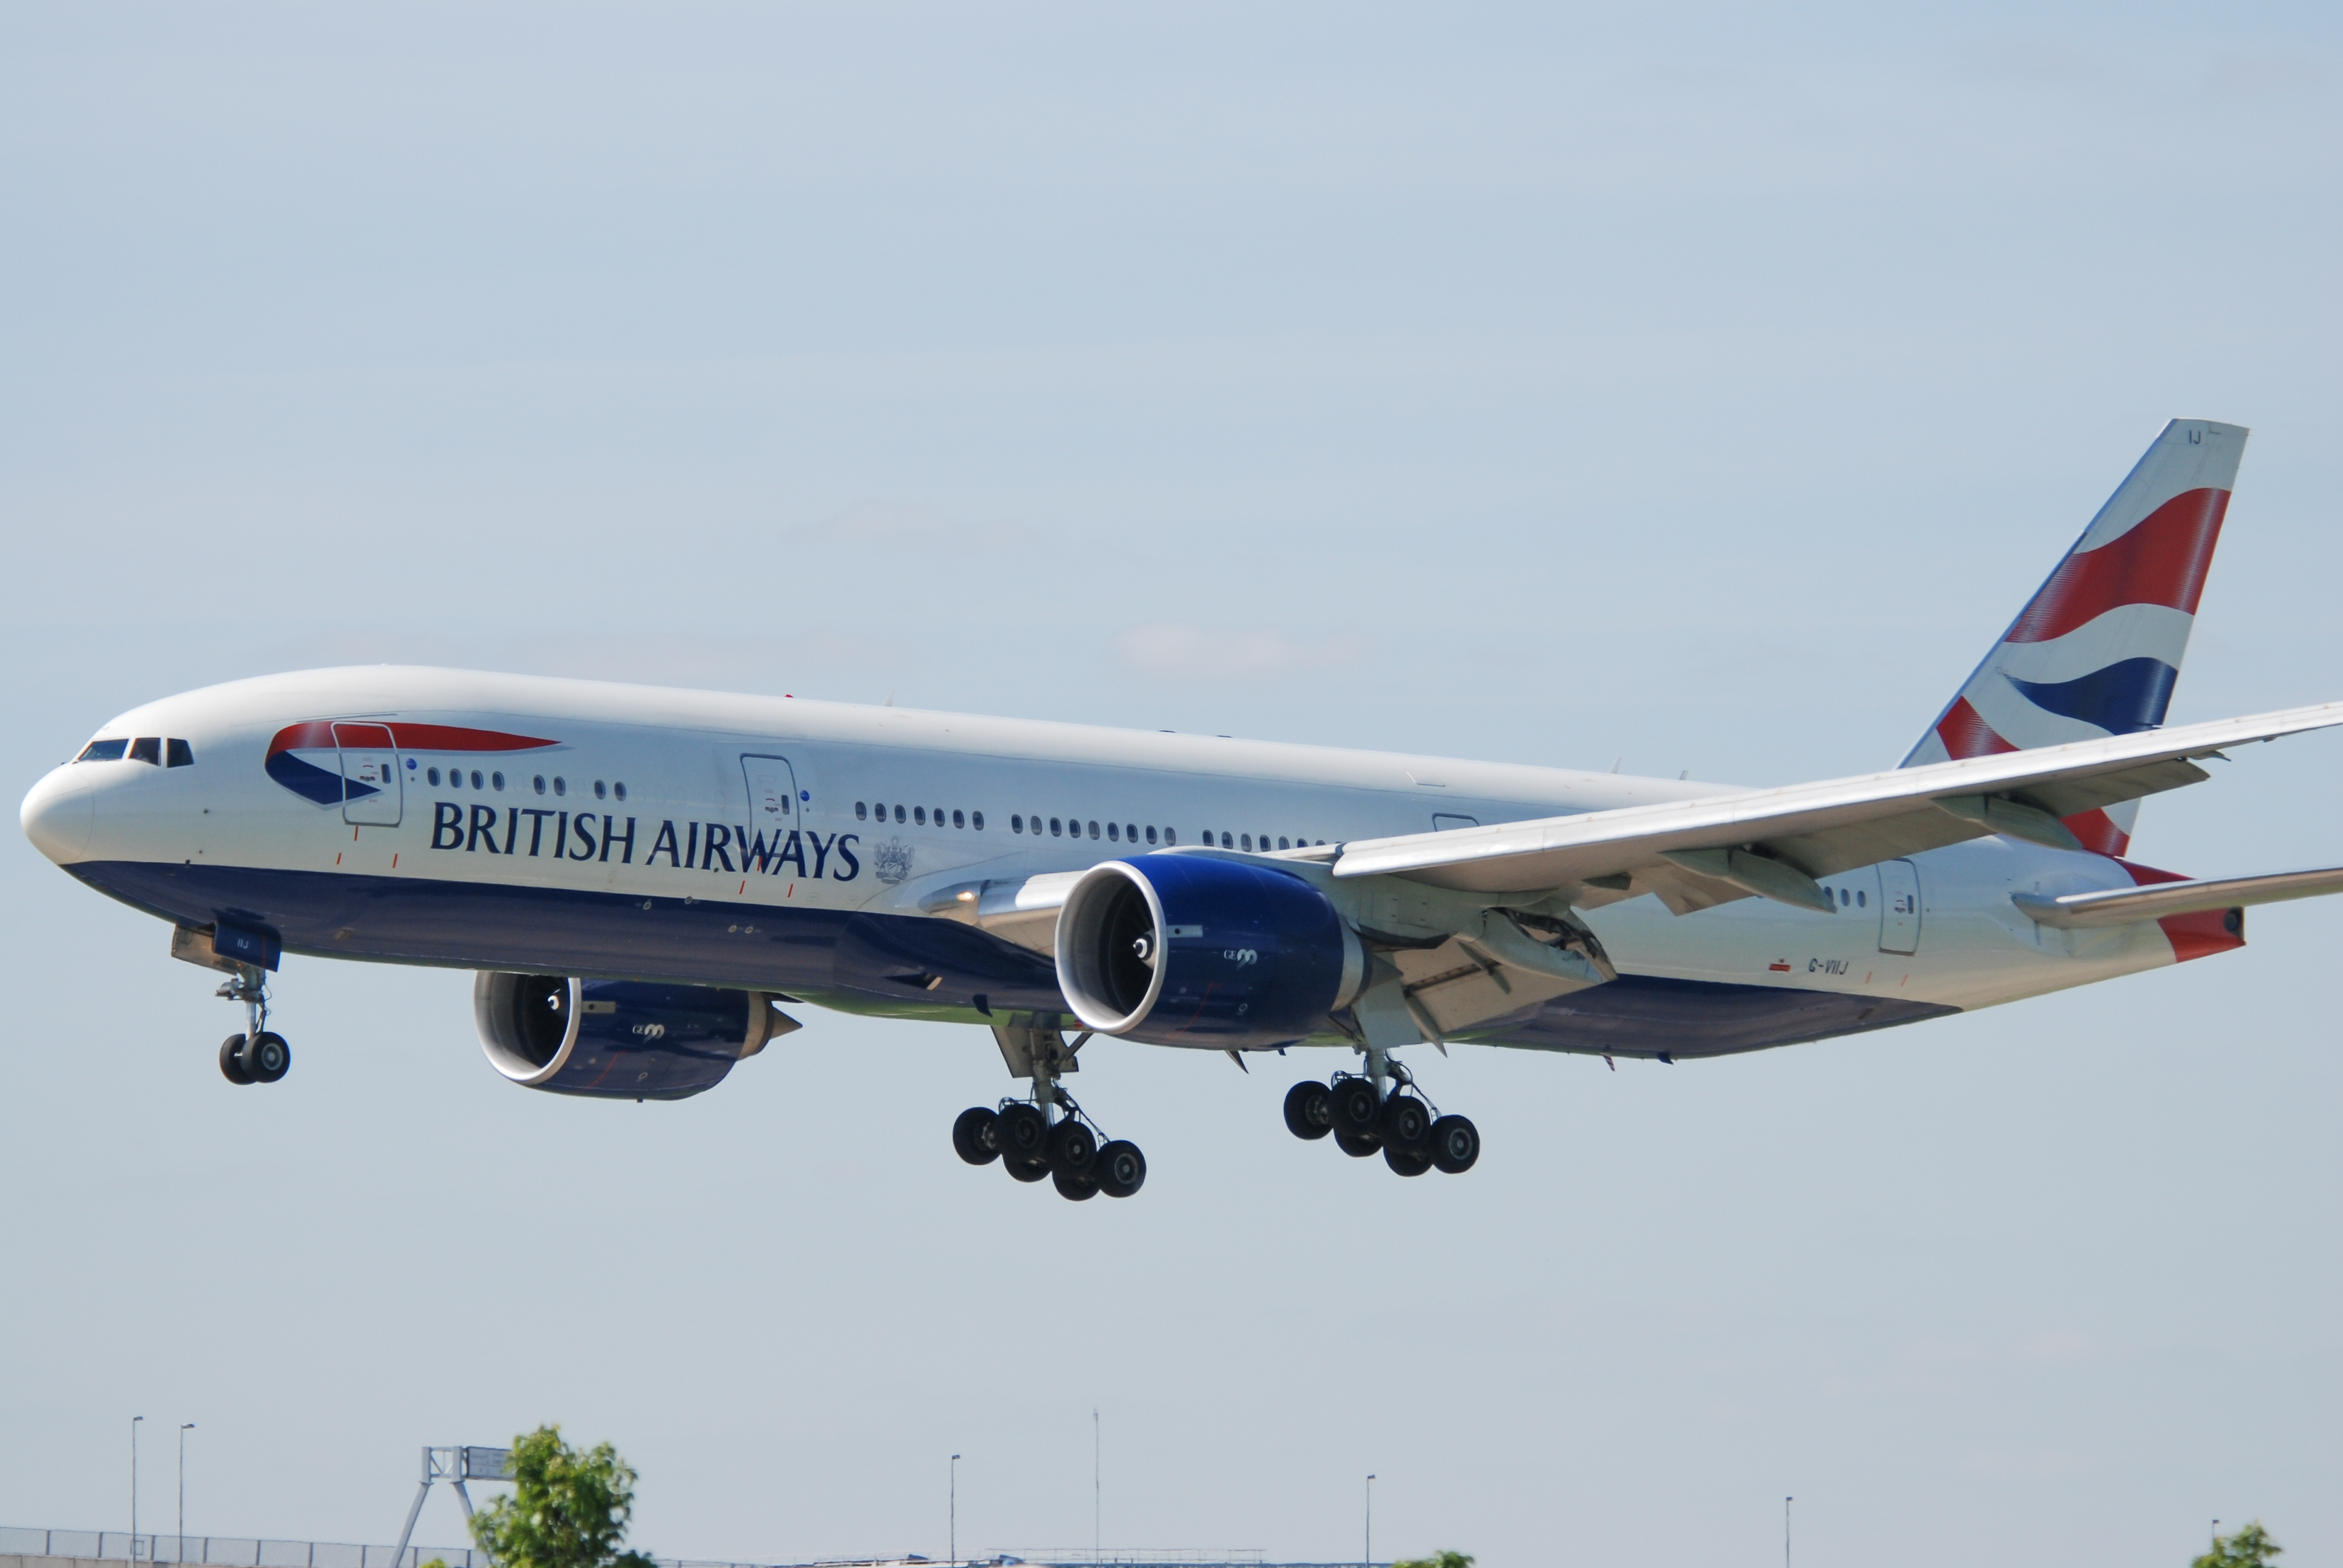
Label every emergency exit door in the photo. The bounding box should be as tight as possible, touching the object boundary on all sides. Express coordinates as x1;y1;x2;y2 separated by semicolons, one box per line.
741;754;801;834
1878;859;1922;954
334;723;402;826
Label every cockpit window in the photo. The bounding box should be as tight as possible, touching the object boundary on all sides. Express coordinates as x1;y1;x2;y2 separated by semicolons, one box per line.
76;739;128;763
129;737;162;765
166;739;194;768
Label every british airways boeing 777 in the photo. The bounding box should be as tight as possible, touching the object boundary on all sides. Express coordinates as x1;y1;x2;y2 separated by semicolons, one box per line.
23;420;2343;1198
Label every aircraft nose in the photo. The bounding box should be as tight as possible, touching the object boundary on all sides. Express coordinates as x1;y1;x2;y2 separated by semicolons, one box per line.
21;765;97;865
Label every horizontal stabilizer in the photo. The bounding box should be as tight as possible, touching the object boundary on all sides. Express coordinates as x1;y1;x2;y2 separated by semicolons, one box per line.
2011;865;2343;929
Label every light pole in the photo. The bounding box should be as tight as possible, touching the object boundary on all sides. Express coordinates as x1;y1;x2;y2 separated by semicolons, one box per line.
1784;1496;1794;1568
131;1417;145;1562
1364;1474;1375;1568
178;1425;195;1562
950;1454;960;1566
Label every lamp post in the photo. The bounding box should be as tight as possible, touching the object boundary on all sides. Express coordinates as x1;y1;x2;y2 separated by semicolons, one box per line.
178;1425;195;1562
131;1417;145;1562
950;1454;960;1566
1364;1474;1375;1568
1784;1496;1794;1568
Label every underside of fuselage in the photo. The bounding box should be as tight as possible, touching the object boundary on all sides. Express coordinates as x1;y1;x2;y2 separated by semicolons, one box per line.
68;857;1960;1060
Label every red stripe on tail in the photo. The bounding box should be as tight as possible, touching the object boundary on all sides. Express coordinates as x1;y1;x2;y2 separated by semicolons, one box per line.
2004;488;2229;644
1935;697;2020;762
2115;858;2246;963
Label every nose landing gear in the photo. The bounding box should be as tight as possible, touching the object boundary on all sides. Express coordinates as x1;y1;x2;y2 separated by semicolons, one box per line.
1283;1053;1478;1176
214;963;291;1086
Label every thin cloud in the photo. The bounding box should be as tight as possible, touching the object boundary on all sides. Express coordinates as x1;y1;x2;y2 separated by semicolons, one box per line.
1115;623;1373;681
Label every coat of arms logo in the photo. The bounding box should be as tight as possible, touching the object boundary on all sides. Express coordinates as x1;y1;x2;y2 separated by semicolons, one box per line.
873;837;914;886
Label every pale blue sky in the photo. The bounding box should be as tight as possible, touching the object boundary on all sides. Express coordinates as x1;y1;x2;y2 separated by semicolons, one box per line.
2;5;2338;1566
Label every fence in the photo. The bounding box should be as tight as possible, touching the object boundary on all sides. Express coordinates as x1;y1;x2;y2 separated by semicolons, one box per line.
0;1532;485;1568
1;1529;1364;1568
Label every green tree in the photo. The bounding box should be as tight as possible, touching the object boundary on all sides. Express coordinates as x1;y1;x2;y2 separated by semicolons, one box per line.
2194;1523;2282;1568
470;1425;655;1568
1390;1553;1473;1568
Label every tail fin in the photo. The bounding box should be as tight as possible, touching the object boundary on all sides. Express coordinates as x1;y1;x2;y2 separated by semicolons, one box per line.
1901;418;2247;856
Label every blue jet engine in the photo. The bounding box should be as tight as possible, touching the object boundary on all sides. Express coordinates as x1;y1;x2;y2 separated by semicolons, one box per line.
1055;854;1363;1048
473;972;790;1100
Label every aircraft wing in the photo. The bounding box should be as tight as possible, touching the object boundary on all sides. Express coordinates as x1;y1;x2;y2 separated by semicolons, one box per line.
1322;702;2343;912
2011;865;2343;929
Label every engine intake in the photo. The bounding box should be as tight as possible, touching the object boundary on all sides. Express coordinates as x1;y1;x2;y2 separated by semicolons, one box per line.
1057;855;1363;1048
473;973;790;1100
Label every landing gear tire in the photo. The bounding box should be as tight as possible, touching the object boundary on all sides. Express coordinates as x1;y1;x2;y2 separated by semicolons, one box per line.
240;1031;289;1084
1429;1114;1480;1174
997;1102;1048;1165
218;1035;254;1085
1378;1093;1432;1151
1005;1154;1050;1183
1046;1118;1098;1178
952;1107;1002;1166
1052;1166;1099;1201
1330;1077;1381;1137
1283;1080;1334;1140
1095;1140;1147;1198
1334;1128;1381;1158
1384;1142;1434;1177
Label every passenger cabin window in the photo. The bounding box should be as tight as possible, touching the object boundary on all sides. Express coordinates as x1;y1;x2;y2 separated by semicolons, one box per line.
427;767;442;785
1050;817;1063;837
952;809;966;829
1011;814;1023;832
914;806;927;825
554;777;566;796
1107;823;1120;841
857;802;870;820
1145;826;1158;844
129;737;162;765
75;739;128;762
971;811;984;830
615;782;628;801
595;780;608;799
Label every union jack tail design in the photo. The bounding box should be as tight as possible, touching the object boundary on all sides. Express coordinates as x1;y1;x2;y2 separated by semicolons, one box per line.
1901;419;2246;857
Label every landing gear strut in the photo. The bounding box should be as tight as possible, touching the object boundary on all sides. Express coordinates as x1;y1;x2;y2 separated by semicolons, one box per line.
1283;1052;1478;1176
215;962;290;1086
952;1016;1147;1200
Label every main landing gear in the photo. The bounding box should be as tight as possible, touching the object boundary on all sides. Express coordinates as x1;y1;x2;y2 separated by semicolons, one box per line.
1282;1056;1478;1177
215;963;290;1086
952;1024;1145;1200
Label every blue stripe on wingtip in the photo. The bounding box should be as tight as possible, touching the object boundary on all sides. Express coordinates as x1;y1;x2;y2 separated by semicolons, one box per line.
2007;656;2179;736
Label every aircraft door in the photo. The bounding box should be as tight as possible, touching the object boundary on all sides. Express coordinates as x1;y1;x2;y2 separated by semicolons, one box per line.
741;754;802;837
1878;859;1922;954
333;723;402;826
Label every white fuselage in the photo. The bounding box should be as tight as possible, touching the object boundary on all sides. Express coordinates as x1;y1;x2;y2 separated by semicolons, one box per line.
20;666;2196;1061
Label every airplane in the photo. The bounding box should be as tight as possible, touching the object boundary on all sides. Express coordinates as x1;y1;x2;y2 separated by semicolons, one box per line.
22;418;2343;1200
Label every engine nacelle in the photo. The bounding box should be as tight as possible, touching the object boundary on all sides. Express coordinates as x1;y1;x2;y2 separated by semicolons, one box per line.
473;973;788;1100
1056;855;1363;1048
